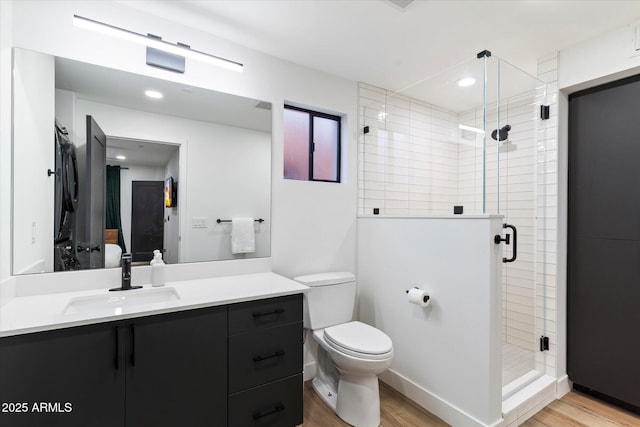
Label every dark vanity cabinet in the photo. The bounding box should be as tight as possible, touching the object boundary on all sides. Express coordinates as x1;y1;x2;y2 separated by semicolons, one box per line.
0;306;227;427
0;294;303;427
123;307;228;426
228;294;304;427
0;321;124;427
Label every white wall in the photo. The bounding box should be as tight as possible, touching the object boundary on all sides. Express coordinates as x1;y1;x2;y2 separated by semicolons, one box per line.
0;0;358;283
164;149;179;264
12;49;54;274
0;0;13;283
55;89;76;137
357;216;503;427
558;20;640;92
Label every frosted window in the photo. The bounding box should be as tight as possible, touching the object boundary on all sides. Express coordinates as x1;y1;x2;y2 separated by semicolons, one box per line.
283;108;309;180
283;105;341;182
312;116;339;181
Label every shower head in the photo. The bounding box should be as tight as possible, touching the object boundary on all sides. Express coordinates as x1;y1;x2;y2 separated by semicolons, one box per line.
491;124;511;141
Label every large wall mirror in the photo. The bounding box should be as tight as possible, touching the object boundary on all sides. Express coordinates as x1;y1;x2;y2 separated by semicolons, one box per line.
12;48;272;275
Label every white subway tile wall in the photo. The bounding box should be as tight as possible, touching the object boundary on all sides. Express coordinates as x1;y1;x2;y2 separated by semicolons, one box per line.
359;83;461;216
358;76;552;382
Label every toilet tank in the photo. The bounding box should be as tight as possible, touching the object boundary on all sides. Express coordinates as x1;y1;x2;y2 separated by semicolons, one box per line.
294;272;356;330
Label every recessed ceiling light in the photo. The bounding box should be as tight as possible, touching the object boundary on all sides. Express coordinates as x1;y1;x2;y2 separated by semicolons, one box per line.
116;155;126;160
145;90;163;99
457;77;476;87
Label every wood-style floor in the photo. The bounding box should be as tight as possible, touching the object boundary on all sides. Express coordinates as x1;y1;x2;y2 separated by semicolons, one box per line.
301;381;640;426
522;390;640;427
301;381;448;427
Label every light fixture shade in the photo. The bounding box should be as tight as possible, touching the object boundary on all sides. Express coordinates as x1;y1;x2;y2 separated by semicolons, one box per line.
73;15;243;72
146;42;185;73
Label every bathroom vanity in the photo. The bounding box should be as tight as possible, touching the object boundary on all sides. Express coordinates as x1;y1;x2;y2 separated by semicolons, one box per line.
0;273;306;427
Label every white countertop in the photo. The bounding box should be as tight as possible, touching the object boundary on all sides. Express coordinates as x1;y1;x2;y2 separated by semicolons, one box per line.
0;272;308;338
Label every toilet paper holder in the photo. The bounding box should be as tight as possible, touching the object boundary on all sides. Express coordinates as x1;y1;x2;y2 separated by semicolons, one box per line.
405;287;430;304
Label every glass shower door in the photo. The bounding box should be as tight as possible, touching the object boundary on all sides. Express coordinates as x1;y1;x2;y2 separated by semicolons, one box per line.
487;57;548;393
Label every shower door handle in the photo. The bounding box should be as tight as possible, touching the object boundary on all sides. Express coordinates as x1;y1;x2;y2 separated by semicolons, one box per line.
503;224;517;263
494;223;517;263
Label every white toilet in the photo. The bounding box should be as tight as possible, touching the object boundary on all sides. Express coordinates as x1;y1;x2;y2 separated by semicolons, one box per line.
294;272;393;427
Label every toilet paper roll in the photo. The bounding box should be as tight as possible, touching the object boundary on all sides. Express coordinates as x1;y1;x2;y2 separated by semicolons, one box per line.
407;288;430;307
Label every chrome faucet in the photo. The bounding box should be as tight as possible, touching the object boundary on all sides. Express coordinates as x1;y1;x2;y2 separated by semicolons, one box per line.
109;253;142;291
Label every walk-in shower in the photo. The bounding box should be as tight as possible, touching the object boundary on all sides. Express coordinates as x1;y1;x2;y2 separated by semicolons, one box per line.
358;50;548;400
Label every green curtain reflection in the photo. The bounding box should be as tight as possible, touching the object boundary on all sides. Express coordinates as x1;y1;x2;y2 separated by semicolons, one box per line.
106;165;126;252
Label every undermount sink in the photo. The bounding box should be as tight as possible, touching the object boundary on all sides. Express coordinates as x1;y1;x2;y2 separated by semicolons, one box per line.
63;287;180;315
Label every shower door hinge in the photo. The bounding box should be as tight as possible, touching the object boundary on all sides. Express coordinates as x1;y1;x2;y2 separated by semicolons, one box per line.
540;105;550;120
539;336;550;352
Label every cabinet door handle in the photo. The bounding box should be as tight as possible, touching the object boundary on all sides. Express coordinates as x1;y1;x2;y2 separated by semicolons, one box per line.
253;350;285;363
252;308;284;318
130;324;136;366
252;403;285;420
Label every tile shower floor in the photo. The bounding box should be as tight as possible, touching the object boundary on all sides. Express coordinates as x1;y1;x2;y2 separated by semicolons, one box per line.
503;343;535;386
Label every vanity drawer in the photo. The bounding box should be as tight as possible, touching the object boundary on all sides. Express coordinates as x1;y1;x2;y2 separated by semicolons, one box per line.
228;374;302;427
228;294;302;335
228;321;302;393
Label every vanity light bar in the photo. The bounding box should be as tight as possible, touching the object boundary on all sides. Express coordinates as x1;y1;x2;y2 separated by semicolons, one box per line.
73;15;244;73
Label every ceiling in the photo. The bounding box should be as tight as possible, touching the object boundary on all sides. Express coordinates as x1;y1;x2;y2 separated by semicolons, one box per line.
54;55;271;167
55;56;272;132
120;0;640;94
106;137;178;167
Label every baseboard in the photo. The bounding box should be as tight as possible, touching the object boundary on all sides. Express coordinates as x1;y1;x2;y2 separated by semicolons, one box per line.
304;361;317;382
380;369;503;427
556;375;571;398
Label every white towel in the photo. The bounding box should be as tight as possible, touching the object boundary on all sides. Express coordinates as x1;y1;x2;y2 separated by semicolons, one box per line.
231;217;256;254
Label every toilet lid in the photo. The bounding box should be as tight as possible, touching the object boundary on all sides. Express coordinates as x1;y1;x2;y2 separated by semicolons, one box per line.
324;321;393;356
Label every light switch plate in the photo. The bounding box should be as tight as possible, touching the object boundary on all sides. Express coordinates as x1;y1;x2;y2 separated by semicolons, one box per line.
191;217;207;228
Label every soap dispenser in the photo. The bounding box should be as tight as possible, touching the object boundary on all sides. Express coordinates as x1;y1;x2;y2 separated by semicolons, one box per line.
150;250;166;287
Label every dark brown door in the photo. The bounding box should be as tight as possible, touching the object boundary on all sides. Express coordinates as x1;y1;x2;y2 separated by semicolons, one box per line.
568;74;640;410
78;115;106;269
131;181;164;263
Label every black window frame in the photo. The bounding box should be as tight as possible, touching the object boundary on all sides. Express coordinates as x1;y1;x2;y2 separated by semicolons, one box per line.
284;104;341;183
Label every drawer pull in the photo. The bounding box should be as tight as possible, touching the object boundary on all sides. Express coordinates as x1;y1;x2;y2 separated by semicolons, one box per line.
253;350;285;363
252;403;285;420
252;308;285;318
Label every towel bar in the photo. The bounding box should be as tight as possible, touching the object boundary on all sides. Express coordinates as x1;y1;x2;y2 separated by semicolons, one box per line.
216;218;264;223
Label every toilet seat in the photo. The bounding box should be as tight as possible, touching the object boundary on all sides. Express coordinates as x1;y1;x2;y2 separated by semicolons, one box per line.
324;321;393;360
